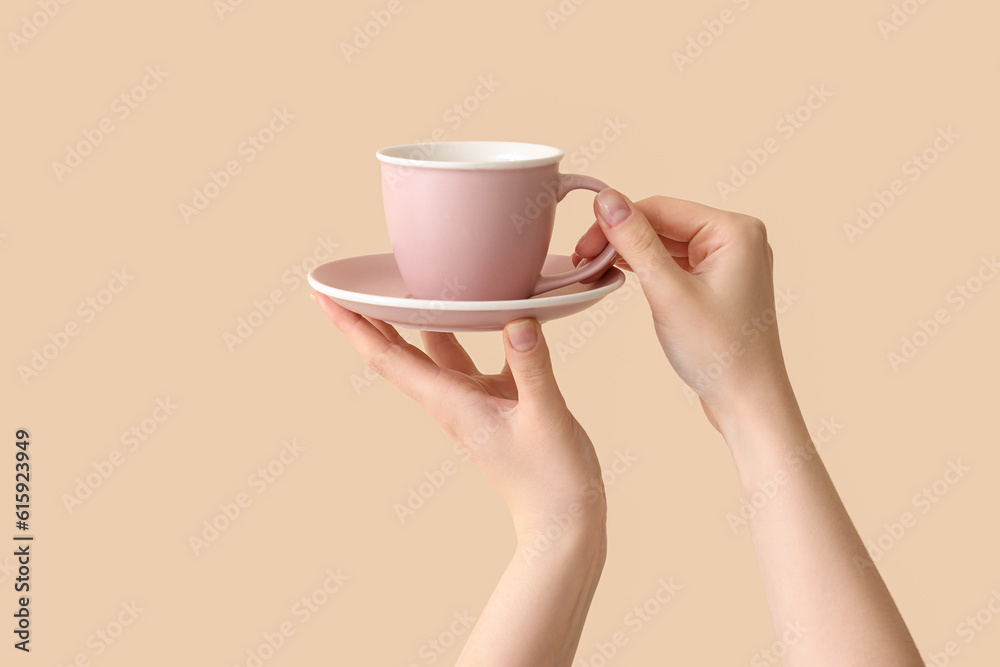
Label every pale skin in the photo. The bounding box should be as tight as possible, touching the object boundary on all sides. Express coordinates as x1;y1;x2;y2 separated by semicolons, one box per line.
313;189;923;666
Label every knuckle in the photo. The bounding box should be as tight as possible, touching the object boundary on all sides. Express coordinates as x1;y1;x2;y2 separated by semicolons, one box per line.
365;342;400;376
639;194;668;211
728;215;769;251
516;358;552;385
365;352;389;377
628;228;663;260
742;216;768;240
721;212;765;233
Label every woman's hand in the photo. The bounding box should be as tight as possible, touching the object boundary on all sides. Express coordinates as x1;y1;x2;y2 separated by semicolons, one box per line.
311;296;605;540
574;190;791;433
312;296;605;666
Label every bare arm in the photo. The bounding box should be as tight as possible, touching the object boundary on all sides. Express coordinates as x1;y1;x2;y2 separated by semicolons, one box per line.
720;378;921;665
457;520;606;666
312;298;606;666
576;190;922;665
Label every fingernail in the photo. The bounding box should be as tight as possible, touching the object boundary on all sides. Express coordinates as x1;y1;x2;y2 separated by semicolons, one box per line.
310;292;319;304
507;319;538;352
597;189;630;227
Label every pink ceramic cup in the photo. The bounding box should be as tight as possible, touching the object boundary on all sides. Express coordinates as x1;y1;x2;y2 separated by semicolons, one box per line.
376;141;618;301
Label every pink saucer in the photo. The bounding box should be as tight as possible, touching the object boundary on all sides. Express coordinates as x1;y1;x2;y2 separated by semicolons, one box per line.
307;253;626;332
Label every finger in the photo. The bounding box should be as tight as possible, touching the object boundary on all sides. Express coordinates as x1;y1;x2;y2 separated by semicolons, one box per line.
573;220;607;260
632;195;723;243
572;221;616;284
575;221;691;279
616;253;692;273
502;319;565;413
312;293;445;406
594;238;688;262
368;317;407;344
420;331;479;375
593;189;692;302
672;256;694;272
660;237;691;258
574;251;622;284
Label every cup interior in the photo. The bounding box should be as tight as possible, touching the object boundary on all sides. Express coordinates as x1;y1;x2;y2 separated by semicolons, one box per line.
376;141;564;170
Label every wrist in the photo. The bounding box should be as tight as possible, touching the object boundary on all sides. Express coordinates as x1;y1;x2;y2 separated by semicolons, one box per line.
709;366;797;440
514;527;607;601
711;374;814;485
514;505;607;571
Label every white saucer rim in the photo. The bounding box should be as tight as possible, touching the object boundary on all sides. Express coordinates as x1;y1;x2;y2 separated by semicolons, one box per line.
307;253;626;312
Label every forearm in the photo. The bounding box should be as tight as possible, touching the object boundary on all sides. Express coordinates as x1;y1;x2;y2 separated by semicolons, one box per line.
719;379;921;666
456;525;606;667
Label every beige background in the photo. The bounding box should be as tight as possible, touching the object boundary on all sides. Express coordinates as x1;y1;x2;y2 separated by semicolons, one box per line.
3;0;999;664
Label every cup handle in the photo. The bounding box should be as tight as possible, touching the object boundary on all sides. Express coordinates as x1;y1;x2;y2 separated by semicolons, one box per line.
531;173;618;297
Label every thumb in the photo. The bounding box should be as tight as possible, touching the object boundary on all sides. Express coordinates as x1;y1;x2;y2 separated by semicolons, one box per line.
503;319;565;412
594;188;686;302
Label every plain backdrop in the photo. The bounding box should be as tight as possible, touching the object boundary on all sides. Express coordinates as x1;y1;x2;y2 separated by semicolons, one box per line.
3;0;998;665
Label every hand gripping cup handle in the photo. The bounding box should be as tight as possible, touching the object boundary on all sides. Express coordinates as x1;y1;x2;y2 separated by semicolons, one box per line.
530;174;618;296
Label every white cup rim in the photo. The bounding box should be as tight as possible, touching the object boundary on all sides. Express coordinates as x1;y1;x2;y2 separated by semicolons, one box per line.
376;141;564;170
